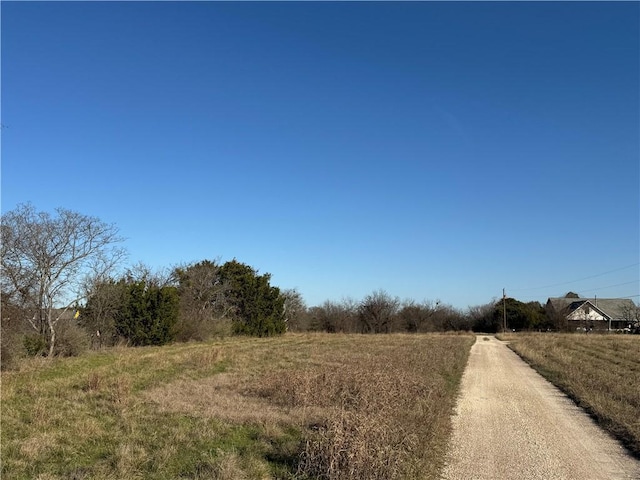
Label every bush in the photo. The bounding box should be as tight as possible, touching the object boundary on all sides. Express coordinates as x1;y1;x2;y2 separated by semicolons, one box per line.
114;282;179;346
23;334;47;357
53;320;89;357
175;316;234;342
1;332;24;370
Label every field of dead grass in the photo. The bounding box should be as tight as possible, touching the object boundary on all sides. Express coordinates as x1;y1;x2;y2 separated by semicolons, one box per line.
502;332;640;457
1;333;474;479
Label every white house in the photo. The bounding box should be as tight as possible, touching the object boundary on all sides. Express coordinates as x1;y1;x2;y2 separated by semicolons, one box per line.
546;297;638;331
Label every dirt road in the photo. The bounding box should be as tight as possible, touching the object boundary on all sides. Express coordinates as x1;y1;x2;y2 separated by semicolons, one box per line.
441;335;640;480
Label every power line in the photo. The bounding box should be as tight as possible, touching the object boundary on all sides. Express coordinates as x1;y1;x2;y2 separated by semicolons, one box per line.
509;263;639;292
515;286;640;301
583;279;639;290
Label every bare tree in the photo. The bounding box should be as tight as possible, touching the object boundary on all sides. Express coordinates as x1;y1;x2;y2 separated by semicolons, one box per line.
281;288;307;331
432;303;470;331
125;261;174;288
398;299;441;332
1;203;126;356
358;290;400;333
468;302;500;332
173;260;231;340
619;301;639;330
310;298;359;333
81;279;125;348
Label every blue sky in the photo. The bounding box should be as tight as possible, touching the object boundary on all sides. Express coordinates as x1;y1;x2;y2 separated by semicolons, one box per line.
2;2;639;309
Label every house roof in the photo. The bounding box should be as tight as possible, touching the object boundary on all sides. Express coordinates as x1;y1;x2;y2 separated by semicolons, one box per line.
547;297;637;321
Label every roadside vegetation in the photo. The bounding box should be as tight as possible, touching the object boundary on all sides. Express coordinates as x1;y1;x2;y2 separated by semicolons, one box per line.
503;332;640;458
1;333;474;479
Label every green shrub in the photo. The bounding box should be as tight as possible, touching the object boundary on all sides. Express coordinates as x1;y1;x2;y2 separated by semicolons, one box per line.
23;334;47;357
114;281;179;346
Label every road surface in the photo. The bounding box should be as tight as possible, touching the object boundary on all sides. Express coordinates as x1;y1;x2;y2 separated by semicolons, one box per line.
441;335;640;480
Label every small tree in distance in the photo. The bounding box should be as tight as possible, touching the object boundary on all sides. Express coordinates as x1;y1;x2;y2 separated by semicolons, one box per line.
398;299;441;332
358;290;400;333
308;299;358;333
281;288;307;331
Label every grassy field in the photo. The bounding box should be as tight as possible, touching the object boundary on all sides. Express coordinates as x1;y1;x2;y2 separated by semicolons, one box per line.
502;332;640;458
1;333;474;479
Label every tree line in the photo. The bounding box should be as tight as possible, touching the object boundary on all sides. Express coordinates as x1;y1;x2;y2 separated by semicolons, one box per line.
291;292;553;334
0;204;563;368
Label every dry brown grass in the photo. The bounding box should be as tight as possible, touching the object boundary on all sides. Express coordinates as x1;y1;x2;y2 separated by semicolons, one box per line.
2;333;474;479
503;332;640;457
148;333;474;479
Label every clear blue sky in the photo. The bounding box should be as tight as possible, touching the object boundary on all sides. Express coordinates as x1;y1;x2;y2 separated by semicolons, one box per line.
2;2;639;309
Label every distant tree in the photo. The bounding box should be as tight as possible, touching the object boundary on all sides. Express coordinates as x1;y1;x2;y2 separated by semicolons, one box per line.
173;260;231;340
545;301;569;332
469;302;501;333
358;290;400;334
83;263;177;346
281;288;307;331
306;306;324;332
525;301;551;330
81;279;126;347
619;301;639;327
113;280;179;346
309;299;358;333
397;300;441;332
309;298;360;333
480;298;548;332
125;261;174;288
565;292;580;298
0;203;126;356
218;260;286;337
433;303;472;331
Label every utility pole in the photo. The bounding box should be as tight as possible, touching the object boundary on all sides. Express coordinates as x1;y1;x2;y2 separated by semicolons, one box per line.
503;288;507;333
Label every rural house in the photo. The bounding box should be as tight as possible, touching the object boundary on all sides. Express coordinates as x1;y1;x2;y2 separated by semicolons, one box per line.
546;297;638;332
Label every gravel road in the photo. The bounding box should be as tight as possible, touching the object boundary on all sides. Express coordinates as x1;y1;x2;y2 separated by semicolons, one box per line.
441;335;640;480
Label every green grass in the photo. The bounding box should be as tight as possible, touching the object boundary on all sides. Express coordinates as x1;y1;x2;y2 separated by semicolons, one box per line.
1;333;474;479
502;332;640;458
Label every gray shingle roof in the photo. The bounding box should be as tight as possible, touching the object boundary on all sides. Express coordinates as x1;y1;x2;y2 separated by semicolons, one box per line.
547;297;637;321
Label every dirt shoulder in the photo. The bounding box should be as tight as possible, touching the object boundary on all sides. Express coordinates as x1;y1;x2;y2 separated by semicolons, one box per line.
441;335;640;480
